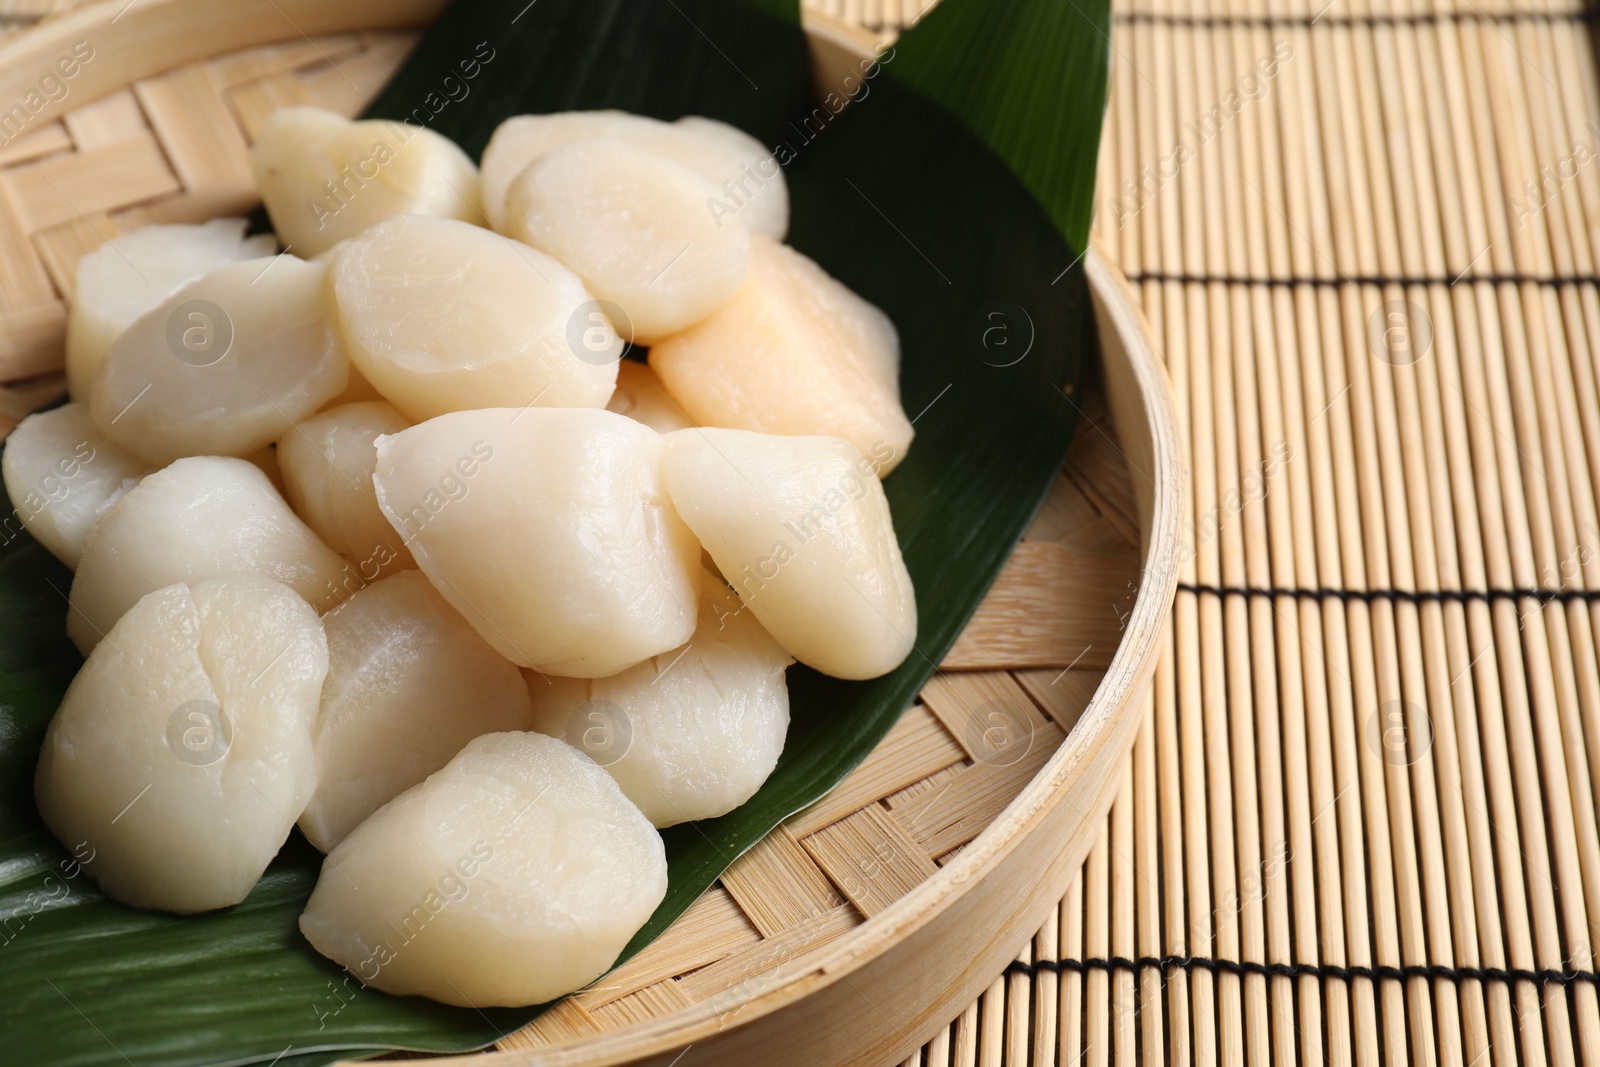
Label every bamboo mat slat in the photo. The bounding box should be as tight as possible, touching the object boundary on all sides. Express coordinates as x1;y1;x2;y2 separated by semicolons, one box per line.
3;0;1600;1063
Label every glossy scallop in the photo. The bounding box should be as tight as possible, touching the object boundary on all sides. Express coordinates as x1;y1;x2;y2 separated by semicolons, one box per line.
298;731;667;1006
90;255;348;466
68;456;352;654
502;138;749;344
252;107;481;257
35;576;327;913
371;407;700;677
277;400;415;579
650;235;912;473
526;569;791;826
478;110;660;231
480;111;786;238
330;214;618;421
299;571;534;851
660;428;916;680
65;218;275;401
0;403;152;568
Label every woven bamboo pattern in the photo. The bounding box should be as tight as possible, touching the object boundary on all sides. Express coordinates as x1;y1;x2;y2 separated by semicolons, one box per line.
0;28;419;431
0;9;1144;1061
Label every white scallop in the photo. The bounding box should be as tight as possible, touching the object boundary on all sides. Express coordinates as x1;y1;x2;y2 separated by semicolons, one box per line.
527;569;790;826
330;215;617;422
0;403;152;568
660;116;787;239
252;107;481;257
89;255;348;466
299;571;533;852
660;428;917;680
479;110;661;232
278;400;415;579
372;407;700;677
650;234;912;473
65;219;276;401
298;731;667;1007
68;456;352;654
35;576;327;913
480;111;785;238
503;138;749;344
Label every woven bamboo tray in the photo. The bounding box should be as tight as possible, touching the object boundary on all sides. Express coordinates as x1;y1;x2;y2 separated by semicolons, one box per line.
0;2;1184;1065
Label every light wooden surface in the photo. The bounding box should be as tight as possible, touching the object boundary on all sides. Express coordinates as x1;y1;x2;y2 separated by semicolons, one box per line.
1079;2;1600;1067
0;2;1185;1066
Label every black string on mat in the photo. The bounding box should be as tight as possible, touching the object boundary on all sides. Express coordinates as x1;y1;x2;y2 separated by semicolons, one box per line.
1120;270;1600;288
1113;7;1599;27
1176;582;1600;607
1009;955;1600;988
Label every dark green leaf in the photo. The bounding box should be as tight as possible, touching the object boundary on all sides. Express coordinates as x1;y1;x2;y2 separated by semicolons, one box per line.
0;0;1107;1062
887;0;1111;248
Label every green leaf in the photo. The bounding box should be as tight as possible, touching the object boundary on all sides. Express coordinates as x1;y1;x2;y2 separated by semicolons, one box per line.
0;0;1108;1063
887;0;1111;248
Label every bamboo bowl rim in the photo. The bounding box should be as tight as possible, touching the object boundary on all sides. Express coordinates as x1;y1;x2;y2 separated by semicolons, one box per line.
0;2;1185;1062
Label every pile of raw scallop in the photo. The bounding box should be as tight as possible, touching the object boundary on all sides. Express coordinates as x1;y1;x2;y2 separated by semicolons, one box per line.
7;106;917;1007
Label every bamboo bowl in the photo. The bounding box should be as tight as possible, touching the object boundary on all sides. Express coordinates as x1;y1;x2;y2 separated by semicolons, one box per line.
0;2;1184;1064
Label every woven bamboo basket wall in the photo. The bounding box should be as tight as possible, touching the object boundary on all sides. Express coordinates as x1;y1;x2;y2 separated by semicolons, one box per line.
0;1;1182;1065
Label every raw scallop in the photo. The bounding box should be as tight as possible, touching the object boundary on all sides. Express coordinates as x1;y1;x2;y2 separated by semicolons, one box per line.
330;215;617;421
527;569;790;826
252;107;481;256
298;731;667;1006
278;400;415;578
650;235;912;472
90;255;348;465
481;111;786;238
1;403;152;568
65;218;275;400
660;428;916;680
666;115;788;240
478;110;658;232
372;407;700;677
68;456;352;654
502;138;749;344
299;571;533;851
35;576;326;913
